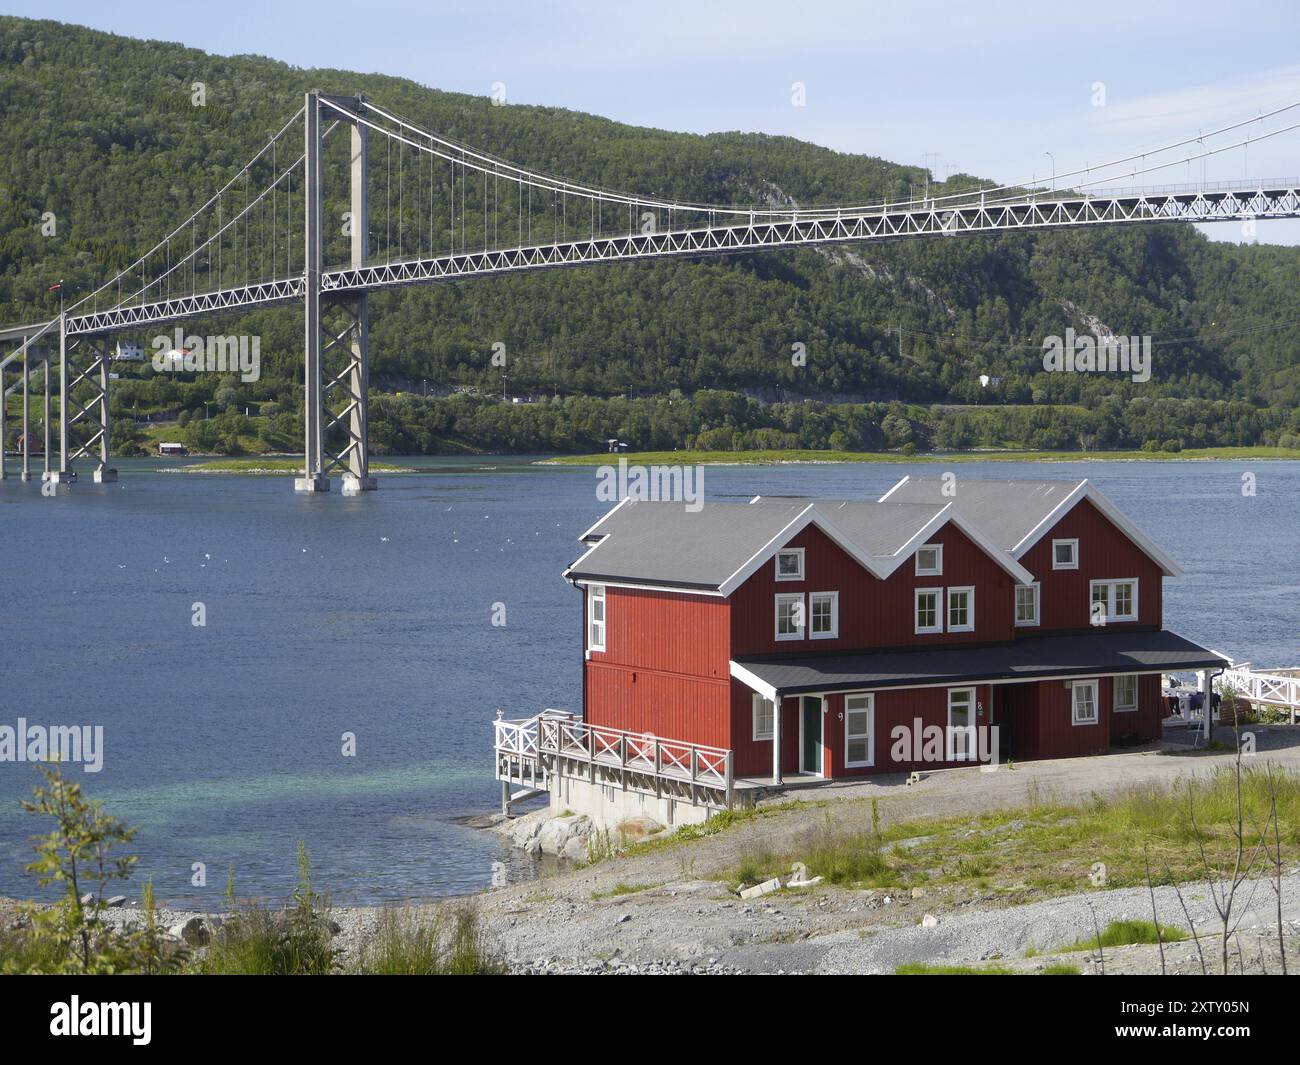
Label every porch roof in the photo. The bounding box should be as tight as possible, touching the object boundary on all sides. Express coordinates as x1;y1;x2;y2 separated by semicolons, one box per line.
731;629;1227;696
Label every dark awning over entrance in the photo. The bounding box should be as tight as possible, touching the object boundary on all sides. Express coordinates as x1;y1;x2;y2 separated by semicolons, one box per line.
732;629;1226;696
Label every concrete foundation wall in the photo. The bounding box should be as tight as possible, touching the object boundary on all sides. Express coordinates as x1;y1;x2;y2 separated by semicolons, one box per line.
546;772;718;831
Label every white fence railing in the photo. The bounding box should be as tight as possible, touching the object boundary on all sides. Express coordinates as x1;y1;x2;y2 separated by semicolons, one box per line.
1223;665;1300;713
494;710;734;801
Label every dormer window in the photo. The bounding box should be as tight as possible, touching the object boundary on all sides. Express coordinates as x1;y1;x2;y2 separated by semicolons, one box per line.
915;543;943;576
775;548;805;582
1052;538;1079;570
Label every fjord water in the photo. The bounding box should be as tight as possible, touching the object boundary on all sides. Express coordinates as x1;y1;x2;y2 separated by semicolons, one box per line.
0;458;1296;905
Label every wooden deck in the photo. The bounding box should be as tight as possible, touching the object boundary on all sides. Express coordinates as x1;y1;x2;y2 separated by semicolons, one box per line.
494;710;736;813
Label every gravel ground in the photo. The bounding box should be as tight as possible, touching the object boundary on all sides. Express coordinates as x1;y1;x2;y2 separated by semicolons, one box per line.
466;742;1300;974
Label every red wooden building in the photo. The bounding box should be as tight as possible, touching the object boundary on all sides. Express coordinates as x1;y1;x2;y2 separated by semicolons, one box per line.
564;477;1226;782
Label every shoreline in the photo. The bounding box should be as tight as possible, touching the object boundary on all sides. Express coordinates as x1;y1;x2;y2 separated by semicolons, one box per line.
540;445;1300;467
6;741;1300;974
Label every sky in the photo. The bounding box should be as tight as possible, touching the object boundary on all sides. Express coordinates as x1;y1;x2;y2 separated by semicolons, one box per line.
7;0;1300;243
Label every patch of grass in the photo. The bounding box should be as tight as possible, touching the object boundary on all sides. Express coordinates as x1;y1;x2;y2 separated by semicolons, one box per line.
0;924;70;973
1060;919;1188;953
803;824;897;887
194;906;338;975
734;847;779;890
590;882;659;900
195;843;338;976
354;904;507;975
718;766;1300;904
897;961;1080;975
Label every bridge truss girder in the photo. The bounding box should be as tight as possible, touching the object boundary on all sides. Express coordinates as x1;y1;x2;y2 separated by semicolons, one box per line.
322;184;1300;294
56;184;1300;339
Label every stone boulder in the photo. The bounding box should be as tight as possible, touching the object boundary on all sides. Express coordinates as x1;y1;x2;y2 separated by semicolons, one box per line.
536;813;594;861
168;916;211;946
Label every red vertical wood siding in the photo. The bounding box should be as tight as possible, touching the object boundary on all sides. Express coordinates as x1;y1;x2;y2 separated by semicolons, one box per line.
585;585;733;747
1018;498;1163;632
1031;678;1110;758
729;521;1016;656
588;586;729;677
1109;673;1163;745
586;665;731;748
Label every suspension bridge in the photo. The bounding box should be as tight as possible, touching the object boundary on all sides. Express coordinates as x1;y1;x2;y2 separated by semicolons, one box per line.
2;91;1299;493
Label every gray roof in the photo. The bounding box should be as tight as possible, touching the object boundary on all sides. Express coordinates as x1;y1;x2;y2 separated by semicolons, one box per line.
734;629;1226;694
571;500;807;590
568;498;947;590
882;476;1084;553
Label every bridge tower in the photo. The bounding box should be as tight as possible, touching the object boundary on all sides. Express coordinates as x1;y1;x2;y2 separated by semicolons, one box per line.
296;91;376;494
51;318;115;484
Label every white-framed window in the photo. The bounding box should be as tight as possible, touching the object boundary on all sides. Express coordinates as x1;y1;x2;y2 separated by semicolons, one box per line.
1072;679;1099;725
1113;674;1138;713
809;591;839;639
1090;579;1138;623
947;687;976;761
947;586;974;633
844;693;874;768
1015;583;1040;627
915;543;943;576
587;584;606;652
775;593;805;640
775;548;805;582
752;693;775;740
1052;538;1079;570
915;587;942;634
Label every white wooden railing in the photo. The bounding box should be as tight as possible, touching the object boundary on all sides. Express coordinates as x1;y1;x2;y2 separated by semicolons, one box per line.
1222;664;1300;717
494;709;734;805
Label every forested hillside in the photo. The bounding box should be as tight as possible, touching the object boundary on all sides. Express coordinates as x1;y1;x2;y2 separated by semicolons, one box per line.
2;16;1298;455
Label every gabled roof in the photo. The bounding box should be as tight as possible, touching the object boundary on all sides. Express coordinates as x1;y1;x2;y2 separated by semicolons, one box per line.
564;495;1034;594
880;476;1182;577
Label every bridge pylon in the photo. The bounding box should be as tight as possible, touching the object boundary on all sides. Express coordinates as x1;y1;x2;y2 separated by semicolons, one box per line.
51;316;115;484
297;91;376;494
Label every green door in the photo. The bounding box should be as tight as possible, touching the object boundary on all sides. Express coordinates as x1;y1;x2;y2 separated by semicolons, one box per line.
802;696;823;775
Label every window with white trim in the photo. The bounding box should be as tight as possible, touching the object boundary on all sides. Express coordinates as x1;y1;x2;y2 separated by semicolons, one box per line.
947;586;974;633
809;591;839;639
1052;538;1079;570
752;693;775;740
775;548;804;581
775;593;804;640
1090;579;1138;623
1113;674;1138;712
1015;583;1040;627
915;588;942;634
1072;680;1099;725
915;543;943;576
844;693;874;768
588;585;606;652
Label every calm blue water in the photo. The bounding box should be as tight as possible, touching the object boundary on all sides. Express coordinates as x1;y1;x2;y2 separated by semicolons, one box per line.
0;457;1296;904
